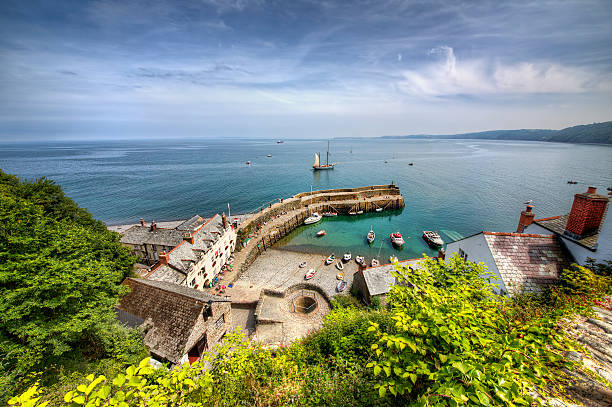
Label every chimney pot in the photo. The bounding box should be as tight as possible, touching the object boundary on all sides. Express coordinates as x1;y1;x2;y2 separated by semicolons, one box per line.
587;186;597;194
565;187;609;238
516;205;535;233
183;233;194;244
222;212;228;229
159;251;169;265
140;218;146;226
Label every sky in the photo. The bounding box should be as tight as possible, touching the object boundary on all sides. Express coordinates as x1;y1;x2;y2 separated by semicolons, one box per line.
1;0;612;140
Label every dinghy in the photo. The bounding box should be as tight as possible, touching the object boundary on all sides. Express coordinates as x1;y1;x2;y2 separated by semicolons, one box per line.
305;268;317;280
336;261;344;270
325;254;335;265
336;280;347;292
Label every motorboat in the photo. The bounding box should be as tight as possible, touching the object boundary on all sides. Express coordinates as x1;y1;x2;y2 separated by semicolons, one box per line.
304;212;322;225
408;162;414;166
357;210;364;215
266;154;272;157
246;161;251;165
349;211;357;215
422;231;444;248
336;280;347;292
322;211;338;217
390;232;405;247
299;261;307;268
277;140;284;144
316;230;326;237
343;253;352;262
371;258;379;267
567;180;578;184
305;268;317;280
355;256;365;265
325;254;335;265
336;261;344;270
367;227;375;244
336;272;344;280
375;207;383;212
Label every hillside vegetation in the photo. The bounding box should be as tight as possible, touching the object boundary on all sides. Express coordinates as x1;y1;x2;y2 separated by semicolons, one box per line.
382;121;612;144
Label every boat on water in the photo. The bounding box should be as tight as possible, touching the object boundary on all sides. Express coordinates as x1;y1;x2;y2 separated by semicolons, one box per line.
408;162;414;166
266;154;272;157
305;268;317;280
246;161;251;165
299;261;307;268
367;226;375;244
422;230;444;247
371;258;379;267
277;140;284;144
355;256;365;265
336;272;344;280
322;211;338;217
313;141;336;170
304;212;322;225
390;232;405;247
357;210;364;215
336;280;347;292
343;253;352;262
567;180;578;184
349;211;357;215
316;230;326;237
325;254;335;265
375;207;383;212
336;261;344;270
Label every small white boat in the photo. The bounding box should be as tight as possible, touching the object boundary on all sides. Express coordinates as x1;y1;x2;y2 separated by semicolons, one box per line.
343;253;352;262
371;258;379;267
390;232;405;247
422;231;444;247
337;280;347;292
349;211;357;215
304;212;322;225
266;154;272;157
336;261;344;270
375;207;383;212
336;272;344;280
322;211;338;217
316;230;326;237
355;256;365;265
367;227;375;244
305;268;317;280
325;254;335;265
299;261;307;268
357;210;364;215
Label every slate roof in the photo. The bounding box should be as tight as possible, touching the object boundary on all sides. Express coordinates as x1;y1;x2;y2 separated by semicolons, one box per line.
534;215;600;250
116;278;227;364
120;226;185;247
363;258;423;296
482;232;572;295
176;215;207;231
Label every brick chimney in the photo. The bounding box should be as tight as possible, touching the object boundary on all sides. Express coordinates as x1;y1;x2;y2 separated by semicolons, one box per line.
140;218;146;227
516;205;535;233
183;232;194;244
564;186;609;239
158;251;169;265
222;212;228;229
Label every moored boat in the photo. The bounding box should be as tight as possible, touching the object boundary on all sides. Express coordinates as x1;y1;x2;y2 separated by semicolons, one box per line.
322;211;338;217
367;226;375;244
336;261;344;270
422;230;444;247
316;230;326;237
357;210;364;215
390;232;405;247
375;207;383;212
343;253;352;262
304;212;322;225
336;272;343;280
305;268;317;280
325;254;335;265
355;256;365;265
371;258;379;267
336;280;347;292
299;261;307;268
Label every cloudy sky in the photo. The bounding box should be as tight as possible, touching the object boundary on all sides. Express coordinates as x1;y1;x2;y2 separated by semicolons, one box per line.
1;0;611;140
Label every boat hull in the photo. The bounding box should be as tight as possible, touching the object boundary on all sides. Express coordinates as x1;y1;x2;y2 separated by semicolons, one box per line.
313;165;335;171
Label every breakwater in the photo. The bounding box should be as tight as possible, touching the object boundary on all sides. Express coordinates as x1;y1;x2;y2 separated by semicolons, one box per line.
231;185;404;280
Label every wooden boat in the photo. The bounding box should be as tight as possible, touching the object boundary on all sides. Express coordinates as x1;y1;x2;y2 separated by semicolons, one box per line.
422;230;444;247
305;268;317;280
299;261;307;268
312;141;336;170
343;253;352;262
322;211;338;217
336;280;347;292
316;230;326;237
371;258;379;267
304;212;322;225
367;227;375;244
336;272;343;280
390;232;405;247
325;254;335;265
336;261;344;270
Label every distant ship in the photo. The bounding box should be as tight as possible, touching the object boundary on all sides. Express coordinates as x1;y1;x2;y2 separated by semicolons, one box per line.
277;140;284;144
313;141;336;171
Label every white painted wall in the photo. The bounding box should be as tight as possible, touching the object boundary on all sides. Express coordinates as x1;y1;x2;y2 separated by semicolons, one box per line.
446;234;507;294
186;226;237;290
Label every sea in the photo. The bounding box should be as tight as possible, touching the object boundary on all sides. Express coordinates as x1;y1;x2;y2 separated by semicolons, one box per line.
1;138;611;261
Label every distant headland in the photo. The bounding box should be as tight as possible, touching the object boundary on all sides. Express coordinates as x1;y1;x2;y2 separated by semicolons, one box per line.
377;120;612;144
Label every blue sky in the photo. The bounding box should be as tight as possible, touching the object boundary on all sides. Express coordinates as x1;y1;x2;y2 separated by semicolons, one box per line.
1;0;611;140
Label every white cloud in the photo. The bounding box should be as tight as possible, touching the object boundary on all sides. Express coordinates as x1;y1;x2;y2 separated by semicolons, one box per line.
398;46;612;97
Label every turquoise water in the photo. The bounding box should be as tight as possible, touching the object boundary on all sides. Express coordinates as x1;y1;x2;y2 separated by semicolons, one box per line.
1;138;611;260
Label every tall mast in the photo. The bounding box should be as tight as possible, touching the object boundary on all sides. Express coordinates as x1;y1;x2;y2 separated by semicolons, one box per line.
326;140;329;165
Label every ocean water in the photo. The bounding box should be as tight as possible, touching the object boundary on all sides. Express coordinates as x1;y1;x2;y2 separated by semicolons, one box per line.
1;138;611;260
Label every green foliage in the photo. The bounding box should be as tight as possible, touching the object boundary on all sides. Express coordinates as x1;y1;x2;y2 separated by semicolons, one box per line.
0;170;144;401
549;263;612;315
331;293;364;309
366;255;576;405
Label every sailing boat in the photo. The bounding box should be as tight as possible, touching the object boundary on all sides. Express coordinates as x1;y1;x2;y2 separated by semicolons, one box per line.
367;225;375;244
313;141;336;170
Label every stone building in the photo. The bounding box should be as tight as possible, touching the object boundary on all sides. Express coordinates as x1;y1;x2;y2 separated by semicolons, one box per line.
147;213;237;290
120;215;208;265
352;259;423;305
116;277;231;366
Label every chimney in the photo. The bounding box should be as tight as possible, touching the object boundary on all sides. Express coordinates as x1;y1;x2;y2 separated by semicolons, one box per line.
564;186;609;239
150;221;156;231
158;251;169;265
183;232;194;244
516;205;535;233
437;248;446;260
222;212;228;229
140;218;146;227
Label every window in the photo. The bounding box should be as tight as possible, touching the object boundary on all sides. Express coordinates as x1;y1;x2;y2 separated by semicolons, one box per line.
215;314;225;329
458;248;468;261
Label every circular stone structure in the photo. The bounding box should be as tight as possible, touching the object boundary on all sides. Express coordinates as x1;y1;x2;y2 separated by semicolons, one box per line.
292;294;318;315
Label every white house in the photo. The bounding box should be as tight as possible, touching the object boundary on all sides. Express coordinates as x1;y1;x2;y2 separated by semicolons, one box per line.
147;213;237;290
